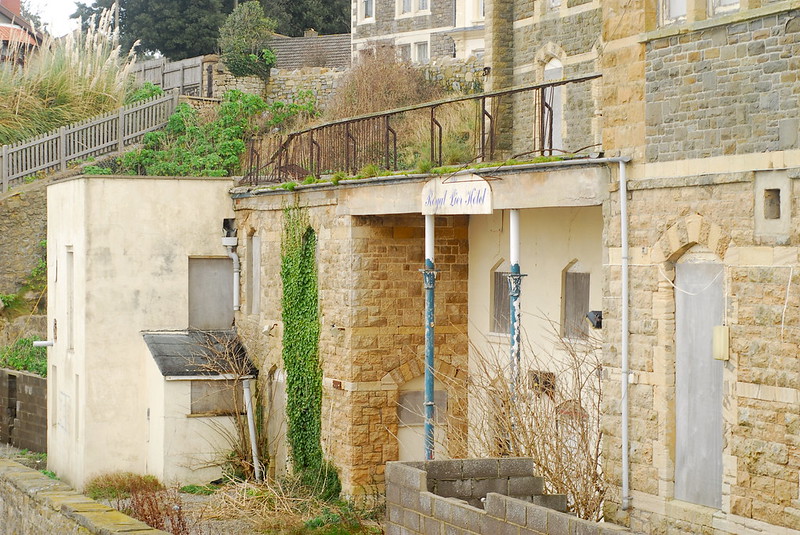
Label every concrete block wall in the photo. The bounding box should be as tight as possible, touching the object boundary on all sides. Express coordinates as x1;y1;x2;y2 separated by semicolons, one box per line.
386;459;630;535
0;459;168;534
0;368;46;453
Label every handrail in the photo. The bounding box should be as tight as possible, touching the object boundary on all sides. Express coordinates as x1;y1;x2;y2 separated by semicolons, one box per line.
242;73;602;185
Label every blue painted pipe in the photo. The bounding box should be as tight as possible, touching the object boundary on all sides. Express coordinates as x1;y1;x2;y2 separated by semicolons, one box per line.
423;257;436;460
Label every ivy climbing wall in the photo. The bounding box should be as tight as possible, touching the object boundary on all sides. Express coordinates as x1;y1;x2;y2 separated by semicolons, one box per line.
233;191;469;495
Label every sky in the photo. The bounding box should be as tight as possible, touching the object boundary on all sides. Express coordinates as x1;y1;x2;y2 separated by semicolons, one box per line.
23;0;80;37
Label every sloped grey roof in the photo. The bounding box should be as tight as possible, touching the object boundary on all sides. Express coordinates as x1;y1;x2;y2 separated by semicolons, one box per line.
270;34;351;70
143;330;256;377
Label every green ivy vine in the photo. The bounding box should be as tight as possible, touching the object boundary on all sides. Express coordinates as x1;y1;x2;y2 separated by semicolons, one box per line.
281;206;340;500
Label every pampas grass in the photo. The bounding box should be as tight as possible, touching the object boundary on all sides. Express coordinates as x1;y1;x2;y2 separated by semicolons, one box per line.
0;6;137;145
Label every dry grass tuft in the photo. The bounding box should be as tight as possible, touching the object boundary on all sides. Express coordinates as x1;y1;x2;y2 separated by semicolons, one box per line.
0;7;137;145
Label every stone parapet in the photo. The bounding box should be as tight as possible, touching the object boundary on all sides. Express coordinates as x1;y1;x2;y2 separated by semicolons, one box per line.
0;459;167;534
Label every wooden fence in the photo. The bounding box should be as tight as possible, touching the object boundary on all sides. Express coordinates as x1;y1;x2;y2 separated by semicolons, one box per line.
134;56;208;97
0;91;179;193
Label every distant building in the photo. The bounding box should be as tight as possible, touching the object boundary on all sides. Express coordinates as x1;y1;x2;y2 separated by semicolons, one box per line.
0;0;39;64
351;0;485;62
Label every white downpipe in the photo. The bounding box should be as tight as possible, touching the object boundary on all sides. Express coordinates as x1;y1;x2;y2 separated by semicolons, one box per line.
619;160;631;511
243;379;262;481
425;214;435;265
509;209;520;266
223;236;241;312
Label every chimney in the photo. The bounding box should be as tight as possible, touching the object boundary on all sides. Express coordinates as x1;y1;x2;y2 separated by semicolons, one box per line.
304;29;318;38
2;0;22;17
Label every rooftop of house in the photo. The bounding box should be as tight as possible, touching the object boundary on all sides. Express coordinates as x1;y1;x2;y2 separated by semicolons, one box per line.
142;330;256;378
271;32;351;70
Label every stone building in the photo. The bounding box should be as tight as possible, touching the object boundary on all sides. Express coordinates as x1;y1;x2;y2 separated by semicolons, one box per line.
592;0;800;533
351;0;486;61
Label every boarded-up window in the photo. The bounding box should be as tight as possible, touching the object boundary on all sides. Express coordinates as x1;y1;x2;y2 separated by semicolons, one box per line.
188;258;233;330
563;270;590;339
492;271;510;333
190;380;245;416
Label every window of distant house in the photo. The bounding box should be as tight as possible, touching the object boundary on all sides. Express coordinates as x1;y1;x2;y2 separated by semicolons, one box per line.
399;0;430;16
362;0;375;20
415;41;429;63
398;44;412;62
709;0;738;16
491;268;511;334
660;0;687;24
562;261;590;340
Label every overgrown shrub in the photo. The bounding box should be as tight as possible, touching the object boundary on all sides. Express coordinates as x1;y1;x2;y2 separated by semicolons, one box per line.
117;90;267;176
0;338;47;376
125;82;164;105
218;1;277;81
85;472;165;504
324;46;443;120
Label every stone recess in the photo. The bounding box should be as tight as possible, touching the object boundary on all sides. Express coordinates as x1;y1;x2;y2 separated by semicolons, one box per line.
385;459;629;535
0;459;167;534
234;192;469;495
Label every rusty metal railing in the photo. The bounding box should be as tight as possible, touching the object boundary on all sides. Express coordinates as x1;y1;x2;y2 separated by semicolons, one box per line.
241;73;601;186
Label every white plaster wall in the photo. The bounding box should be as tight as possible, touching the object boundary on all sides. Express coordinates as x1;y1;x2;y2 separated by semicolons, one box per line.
160;379;240;485
468;205;603;368
47;176;235;490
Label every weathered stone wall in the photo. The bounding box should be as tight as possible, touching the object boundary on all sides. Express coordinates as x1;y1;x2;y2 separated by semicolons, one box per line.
233;186;469;494
0;369;47;453
265;67;348;108
0;179;47;295
385;460;629;535
509;2;602;156
602;171;800;533
421;56;485;94
0;459;167;534
645;10;800;162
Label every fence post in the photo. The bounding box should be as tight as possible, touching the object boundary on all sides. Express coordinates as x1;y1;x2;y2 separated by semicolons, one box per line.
1;145;7;193
118;107;125;152
59;127;67;171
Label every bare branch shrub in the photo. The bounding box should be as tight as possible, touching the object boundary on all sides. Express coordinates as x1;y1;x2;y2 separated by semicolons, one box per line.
438;322;605;521
324;45;443;120
188;331;267;481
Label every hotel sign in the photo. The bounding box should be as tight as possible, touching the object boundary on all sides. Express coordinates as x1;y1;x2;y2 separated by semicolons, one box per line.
421;175;493;215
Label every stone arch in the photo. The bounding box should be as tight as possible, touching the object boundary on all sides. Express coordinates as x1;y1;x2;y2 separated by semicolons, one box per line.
381;353;468;459
650;213;732;271
534;42;567;79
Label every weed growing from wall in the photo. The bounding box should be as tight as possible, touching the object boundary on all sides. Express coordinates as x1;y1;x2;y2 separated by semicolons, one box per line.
280;206;340;500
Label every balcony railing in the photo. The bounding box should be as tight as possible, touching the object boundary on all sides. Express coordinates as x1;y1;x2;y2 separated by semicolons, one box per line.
241;73;601;186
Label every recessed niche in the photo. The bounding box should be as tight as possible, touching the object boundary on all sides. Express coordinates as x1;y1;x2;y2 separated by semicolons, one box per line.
764;189;781;220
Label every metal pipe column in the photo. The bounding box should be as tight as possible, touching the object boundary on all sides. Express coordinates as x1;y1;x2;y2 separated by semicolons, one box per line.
508;210;525;394
422;214;437;460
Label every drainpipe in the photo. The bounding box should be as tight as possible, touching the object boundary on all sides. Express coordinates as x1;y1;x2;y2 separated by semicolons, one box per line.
422;214;437;460
222;234;240;312
618;159;632;511
508;210;525;396
242;378;262;481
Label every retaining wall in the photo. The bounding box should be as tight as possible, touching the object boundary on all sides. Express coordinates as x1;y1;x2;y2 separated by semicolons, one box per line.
386;459;630;535
0;459;168;534
0;368;47;453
